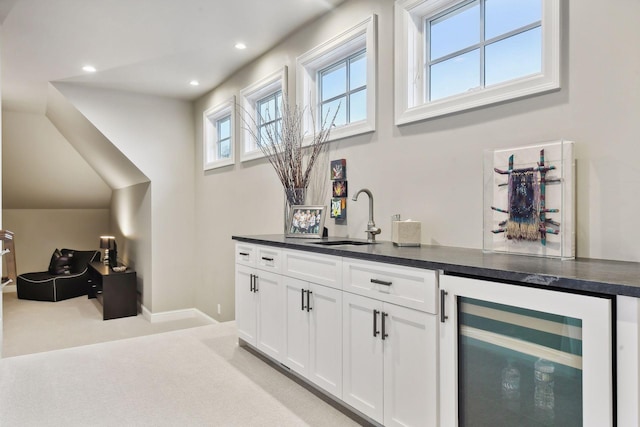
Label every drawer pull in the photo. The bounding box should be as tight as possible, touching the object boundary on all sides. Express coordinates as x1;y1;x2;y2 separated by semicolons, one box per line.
239;252;250;256
371;278;392;286
261;257;274;262
373;310;380;337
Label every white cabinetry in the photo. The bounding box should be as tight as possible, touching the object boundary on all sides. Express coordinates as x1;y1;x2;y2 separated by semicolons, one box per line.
282;249;342;288
342;260;438;427
235;243;438;426
281;249;343;398
234;244;285;362
283;276;342;398
235;264;257;344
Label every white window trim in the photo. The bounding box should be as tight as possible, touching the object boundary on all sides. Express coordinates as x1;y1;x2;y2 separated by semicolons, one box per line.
240;67;288;162
394;0;560;125
297;14;377;143
203;96;235;170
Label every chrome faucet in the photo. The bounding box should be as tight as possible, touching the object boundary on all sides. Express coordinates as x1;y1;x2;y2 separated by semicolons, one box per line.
352;188;381;242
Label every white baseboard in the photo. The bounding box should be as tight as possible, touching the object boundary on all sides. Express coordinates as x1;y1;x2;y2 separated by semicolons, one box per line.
2;283;16;293
141;304;218;324
2;285;218;325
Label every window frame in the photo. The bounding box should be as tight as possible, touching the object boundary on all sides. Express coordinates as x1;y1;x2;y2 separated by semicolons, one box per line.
296;15;377;143
240;67;288;162
394;0;560;125
203;96;235;170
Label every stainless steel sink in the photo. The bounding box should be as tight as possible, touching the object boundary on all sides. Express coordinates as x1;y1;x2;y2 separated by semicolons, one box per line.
311;240;373;246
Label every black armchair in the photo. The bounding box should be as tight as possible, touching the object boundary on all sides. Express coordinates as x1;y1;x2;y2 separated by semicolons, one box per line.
17;249;101;302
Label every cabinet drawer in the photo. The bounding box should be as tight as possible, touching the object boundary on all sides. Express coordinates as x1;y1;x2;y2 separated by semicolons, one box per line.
343;259;437;313
256;246;282;273
282;250;342;289
235;243;256;266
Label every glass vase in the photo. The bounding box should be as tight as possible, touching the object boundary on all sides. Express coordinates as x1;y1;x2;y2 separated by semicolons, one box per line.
284;187;307;234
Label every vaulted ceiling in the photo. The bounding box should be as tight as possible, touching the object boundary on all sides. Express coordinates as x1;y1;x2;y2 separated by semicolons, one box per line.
1;0;343;209
1;0;343;113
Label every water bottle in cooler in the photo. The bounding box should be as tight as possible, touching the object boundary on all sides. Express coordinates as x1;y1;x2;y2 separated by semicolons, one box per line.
501;359;521;400
501;358;521;414
534;358;555;424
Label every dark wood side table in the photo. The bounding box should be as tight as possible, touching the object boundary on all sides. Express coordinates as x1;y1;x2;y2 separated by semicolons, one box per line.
88;262;137;320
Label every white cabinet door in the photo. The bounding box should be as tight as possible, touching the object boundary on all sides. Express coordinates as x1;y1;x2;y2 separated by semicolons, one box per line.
309;282;343;398
235;264;257;346
284;276;343;399
283;276;310;377
342;292;384;423
383;302;438;427
255;270;285;362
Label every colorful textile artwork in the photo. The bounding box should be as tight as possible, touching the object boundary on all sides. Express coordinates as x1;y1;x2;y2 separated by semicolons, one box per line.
507;170;540;240
491;150;560;245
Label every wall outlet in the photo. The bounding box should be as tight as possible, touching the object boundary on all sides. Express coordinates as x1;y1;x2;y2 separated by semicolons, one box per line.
217;304;221;315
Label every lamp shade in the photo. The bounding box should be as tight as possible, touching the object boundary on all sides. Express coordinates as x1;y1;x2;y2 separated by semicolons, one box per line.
100;236;116;250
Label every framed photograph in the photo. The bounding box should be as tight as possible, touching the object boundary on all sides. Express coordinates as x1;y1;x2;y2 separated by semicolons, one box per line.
286;205;326;238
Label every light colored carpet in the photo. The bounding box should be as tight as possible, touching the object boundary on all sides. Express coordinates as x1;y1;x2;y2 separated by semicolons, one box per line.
0;321;361;426
2;291;212;357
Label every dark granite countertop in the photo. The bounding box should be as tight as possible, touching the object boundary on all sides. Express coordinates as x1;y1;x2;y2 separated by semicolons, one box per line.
232;234;640;298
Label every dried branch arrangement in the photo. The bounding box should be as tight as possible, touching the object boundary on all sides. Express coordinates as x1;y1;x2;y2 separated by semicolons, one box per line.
242;96;338;195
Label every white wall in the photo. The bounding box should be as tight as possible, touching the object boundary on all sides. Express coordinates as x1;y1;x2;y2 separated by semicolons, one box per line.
2;209;109;274
54;84;196;313
110;182;151;304
194;0;640;321
2;110;112;209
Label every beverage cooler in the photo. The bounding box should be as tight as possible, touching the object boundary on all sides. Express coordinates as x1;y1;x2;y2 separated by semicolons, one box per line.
439;275;614;427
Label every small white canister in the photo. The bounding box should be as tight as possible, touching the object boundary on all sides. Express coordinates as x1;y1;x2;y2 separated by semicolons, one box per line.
392;220;421;247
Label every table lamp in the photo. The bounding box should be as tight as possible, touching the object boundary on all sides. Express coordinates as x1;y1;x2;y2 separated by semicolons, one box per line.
100;236;117;267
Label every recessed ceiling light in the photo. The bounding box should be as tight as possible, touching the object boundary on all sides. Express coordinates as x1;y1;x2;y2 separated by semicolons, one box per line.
190;80;200;86
82;65;96;73
235;42;247;50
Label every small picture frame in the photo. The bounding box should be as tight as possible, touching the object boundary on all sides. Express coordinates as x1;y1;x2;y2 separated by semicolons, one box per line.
332;180;348;198
330;159;346;180
286;205;326;238
331;198;347;220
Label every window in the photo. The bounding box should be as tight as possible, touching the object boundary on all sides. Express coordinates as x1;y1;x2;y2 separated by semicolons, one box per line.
297;15;377;143
240;67;287;162
203;96;235;170
319;50;367;127
216;115;231;159
256;90;283;146
395;0;559;125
